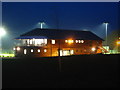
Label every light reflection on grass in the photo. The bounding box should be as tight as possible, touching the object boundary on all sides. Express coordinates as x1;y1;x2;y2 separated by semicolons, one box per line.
0;54;15;57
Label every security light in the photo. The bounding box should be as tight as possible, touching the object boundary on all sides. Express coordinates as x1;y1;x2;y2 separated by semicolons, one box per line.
0;27;6;36
17;47;20;51
91;47;96;51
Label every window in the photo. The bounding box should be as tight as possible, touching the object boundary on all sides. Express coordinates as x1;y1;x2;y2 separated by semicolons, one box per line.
76;40;84;43
52;40;55;44
26;39;47;46
38;49;40;52
70;40;74;43
31;49;33;52
76;40;79;43
70;50;74;54
44;49;47;52
30;39;33;44
65;40;74;44
65;40;68;43
34;39;47;45
27;39;30;45
44;39;47;44
81;40;84;43
24;49;27;54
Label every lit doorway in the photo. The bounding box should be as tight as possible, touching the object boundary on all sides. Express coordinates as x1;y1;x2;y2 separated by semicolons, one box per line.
60;50;74;56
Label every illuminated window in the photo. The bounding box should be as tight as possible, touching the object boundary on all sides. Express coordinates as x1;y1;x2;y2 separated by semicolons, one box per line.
34;39;47;45
65;40;74;44
71;40;74;43
81;40;84;43
44;49;47;52
76;40;79;43
30;40;33;44
24;49;27;54
34;39;41;45
77;40;84;43
65;40;68;43
71;50;74;54
27;39;30;45
68;40;73;43
38;49;40;52
52;40;55;44
44;39;47;44
31;49;33;52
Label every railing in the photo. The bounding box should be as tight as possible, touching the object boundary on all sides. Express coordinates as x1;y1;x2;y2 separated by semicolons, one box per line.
98;46;109;54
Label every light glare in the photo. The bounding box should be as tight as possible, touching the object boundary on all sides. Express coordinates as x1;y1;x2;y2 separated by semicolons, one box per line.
17;47;20;51
91;47;96;51
0;27;6;36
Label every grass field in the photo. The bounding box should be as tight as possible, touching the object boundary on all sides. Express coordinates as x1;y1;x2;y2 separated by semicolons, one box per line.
2;54;120;88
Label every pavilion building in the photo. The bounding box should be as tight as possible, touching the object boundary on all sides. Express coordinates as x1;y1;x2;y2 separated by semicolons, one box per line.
14;28;104;57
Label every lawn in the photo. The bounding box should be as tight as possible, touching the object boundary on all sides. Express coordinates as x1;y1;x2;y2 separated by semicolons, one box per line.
2;54;120;88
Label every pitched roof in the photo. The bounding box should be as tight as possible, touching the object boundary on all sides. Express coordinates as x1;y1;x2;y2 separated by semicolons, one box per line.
16;28;104;40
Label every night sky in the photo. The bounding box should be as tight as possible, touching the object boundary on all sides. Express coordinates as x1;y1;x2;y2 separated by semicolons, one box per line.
2;2;119;51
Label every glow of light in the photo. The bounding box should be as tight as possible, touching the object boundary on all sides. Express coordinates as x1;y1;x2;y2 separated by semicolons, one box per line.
63;51;68;56
71;50;74;54
0;54;15;57
68;40;74;44
91;47;96;51
116;41;120;45
38;22;45;29
65;40;68;43
52;40;55;44
44;49;47;52
17;47;20;51
13;48;16;50
31;49;33;52
81;40;84;43
30;39;33;44
38;49;40;52
60;50;63;56
0;27;6;36
76;40;78;43
44;39;47;44
24;49;27;54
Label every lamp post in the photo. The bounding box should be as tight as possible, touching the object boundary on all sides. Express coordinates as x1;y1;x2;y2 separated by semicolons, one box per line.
103;22;109;46
38;22;45;29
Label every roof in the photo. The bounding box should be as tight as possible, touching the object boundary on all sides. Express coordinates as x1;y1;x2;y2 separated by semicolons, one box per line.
15;36;47;39
16;28;104;40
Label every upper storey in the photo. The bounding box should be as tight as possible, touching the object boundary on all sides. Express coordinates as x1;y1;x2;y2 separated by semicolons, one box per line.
16;28;104;40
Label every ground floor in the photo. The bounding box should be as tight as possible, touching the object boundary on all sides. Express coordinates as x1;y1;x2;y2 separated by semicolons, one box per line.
14;46;102;57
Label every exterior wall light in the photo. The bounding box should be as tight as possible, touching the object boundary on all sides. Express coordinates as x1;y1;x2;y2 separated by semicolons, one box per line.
116;41;120;45
68;40;73;44
13;48;16;50
17;47;20;51
91;47;96;51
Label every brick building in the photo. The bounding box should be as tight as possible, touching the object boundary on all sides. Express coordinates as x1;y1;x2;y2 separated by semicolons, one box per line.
14;28;104;57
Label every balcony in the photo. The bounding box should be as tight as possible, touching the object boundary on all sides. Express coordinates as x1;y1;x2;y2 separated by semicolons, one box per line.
16;39;47;47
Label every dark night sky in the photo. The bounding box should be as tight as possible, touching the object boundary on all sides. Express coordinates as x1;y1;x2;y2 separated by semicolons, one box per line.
2;2;119;50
